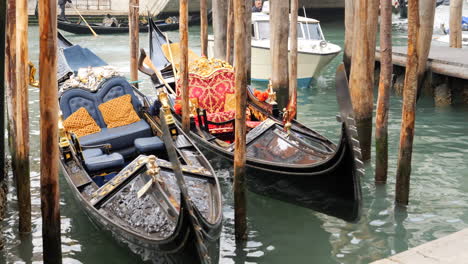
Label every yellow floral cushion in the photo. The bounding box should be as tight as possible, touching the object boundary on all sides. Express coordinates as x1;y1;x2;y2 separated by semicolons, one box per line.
224;93;236;112
98;94;140;128
63;107;101;138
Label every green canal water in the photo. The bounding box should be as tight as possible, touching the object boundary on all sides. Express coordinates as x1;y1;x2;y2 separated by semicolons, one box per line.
2;14;468;264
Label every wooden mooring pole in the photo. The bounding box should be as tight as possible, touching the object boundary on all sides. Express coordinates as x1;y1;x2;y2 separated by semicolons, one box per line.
449;0;463;48
200;0;208;56
212;0;228;59
129;0;139;87
225;0;234;64
5;0;16;164
180;0;190;132
348;0;378;161
270;0;289;111
343;0;354;75
39;0;62;261
417;0;436;92
0;0;7;219
233;0;248;242
375;0;392;183
15;0;31;234
395;0;419;206
288;0;298;117
244;0;252;82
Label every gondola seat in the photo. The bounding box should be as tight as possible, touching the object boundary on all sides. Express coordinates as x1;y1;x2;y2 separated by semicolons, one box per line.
176;67;259;134
79;120;152;151
82;148;124;172
60;77;155;159
134;136;165;154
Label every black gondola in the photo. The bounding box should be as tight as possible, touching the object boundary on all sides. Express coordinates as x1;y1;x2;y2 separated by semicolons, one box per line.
57;18;178;35
138;18;364;222
57;33;222;263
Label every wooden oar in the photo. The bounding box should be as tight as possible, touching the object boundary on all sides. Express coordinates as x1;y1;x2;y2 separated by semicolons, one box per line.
158;110;211;264
140;48;176;95
71;3;98;37
164;33;179;79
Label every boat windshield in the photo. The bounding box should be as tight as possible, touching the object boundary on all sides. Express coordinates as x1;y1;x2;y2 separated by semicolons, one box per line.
256;21;323;41
257;21;270;39
301;23;323;40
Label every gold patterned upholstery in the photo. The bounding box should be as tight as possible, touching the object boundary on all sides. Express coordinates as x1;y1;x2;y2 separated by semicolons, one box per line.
98;94;140;128
161;43;201;72
224;93;236;112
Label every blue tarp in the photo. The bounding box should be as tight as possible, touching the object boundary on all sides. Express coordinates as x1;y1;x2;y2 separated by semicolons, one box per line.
462;16;468;25
63;45;108;72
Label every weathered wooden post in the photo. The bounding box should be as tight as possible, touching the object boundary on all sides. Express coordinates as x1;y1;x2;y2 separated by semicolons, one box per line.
0;0;7;217
16;0;31;233
449;0;463;48
349;0;378;161
270;0;289;111
375;0;392;183
244;0;252;82
180;0;190;132
344;0;354;75
129;0;139;87
234;0;248;241
225;0;234;64
200;0;208;56
395;0;419;206
39;0;62;261
212;0;228;59
288;0;298;115
417;0;436;91
5;0;16;161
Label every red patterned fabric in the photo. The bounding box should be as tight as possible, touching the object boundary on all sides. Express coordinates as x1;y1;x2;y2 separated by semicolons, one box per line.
177;68;261;134
207;110;236;134
177;69;235;114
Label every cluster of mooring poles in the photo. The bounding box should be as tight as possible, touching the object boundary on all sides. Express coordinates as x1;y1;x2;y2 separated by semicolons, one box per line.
346;0;464;206
2;0;463;260
3;0;62;261
210;0;299;240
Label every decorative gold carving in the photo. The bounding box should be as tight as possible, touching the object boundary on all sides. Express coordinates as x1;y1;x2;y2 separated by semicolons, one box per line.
248;105;267;122
28;61;39;87
188;57;233;77
267;80;277;105
159;91;175;126
58;112;70;148
137;155;161;198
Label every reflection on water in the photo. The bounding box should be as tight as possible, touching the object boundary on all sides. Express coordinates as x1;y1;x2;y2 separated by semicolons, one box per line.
2;14;468;264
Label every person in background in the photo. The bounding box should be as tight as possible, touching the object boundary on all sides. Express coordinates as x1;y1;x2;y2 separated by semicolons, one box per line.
58;0;72;20
252;0;263;12
102;14;119;27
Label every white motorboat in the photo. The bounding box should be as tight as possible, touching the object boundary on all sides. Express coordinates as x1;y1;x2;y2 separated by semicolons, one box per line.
434;33;468;46
208;2;341;87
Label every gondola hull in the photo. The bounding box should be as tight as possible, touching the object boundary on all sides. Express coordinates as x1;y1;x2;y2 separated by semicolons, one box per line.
60;159;221;263
57;20;178;35
178;116;361;222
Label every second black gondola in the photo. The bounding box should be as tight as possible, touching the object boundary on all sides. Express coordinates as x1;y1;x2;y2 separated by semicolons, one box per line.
138;18;363;222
